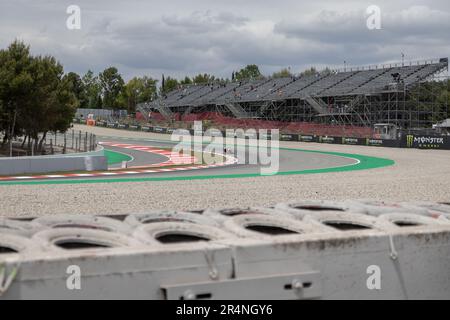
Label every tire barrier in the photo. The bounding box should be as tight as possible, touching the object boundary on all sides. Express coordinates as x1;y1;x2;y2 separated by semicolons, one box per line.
0;218;44;237
203;207;292;223
2;200;450;299
32;228;142;251
34;215;133;235
0;233;43;255
399;201;450;219
124;211;219;227
221;214;329;240
275;200;367;219
133;222;233;245
302;212;393;232
378;213;450;228
347;199;430;216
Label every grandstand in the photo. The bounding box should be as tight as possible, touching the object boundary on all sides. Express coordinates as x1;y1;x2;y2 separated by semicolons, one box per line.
138;58;449;136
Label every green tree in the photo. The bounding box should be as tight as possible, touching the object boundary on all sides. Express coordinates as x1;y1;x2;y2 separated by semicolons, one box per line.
82;70;102;108
19;55;77;151
0;41;34;152
65;72;86;107
272;68;292;78
161;76;179;95
192;73;215;84
300;67;318;77
234;64;262;81
0;40;77;154
99;67;125;109
122;76;158;112
180;76;192;85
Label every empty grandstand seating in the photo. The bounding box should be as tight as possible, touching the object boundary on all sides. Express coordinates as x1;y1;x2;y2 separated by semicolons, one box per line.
152;60;447;107
137;59;447;137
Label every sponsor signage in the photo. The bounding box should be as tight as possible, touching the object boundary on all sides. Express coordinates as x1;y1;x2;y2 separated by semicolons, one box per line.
153;127;167;133
366;138;383;146
319;136;335;144
342;137;359;145
81;119;450;150
299;135;315;142
405;135;448;149
281;134;299;141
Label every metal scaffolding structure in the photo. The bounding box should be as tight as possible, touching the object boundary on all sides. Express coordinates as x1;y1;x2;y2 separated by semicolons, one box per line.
139;58;449;130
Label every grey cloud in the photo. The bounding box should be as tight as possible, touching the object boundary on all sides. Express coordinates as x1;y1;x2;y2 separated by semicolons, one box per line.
0;1;449;80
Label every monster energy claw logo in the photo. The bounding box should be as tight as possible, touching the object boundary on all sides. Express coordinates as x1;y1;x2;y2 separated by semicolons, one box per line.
406;135;414;148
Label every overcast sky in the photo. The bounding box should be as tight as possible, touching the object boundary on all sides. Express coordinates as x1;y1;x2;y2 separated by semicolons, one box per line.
1;0;449;81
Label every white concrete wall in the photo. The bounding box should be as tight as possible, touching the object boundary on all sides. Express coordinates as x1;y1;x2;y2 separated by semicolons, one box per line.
0;155;107;175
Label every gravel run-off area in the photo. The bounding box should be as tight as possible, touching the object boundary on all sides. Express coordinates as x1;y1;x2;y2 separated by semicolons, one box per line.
1;124;450;218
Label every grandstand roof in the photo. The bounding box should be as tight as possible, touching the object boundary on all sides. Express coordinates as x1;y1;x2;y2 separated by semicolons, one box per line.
154;58;448;108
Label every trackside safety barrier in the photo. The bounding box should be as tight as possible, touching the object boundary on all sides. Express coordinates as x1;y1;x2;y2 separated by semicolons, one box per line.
76;118;450;150
1;200;450;299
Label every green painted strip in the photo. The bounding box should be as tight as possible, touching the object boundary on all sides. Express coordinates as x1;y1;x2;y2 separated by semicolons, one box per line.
0;147;394;185
104;150;133;165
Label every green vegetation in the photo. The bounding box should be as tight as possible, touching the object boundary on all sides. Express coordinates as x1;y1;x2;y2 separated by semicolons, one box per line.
0;41;77;155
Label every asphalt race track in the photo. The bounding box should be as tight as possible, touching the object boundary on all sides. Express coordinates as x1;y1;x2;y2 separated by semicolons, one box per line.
100;135;359;179
0;126;394;184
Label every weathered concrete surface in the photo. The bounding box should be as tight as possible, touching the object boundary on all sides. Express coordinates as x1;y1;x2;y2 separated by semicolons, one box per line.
1;206;449;299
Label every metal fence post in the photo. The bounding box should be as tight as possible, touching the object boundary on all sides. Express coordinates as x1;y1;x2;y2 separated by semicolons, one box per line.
79;131;82;152
63;133;67;154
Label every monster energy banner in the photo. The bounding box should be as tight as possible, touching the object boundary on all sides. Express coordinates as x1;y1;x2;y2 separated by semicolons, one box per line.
404;135;450;149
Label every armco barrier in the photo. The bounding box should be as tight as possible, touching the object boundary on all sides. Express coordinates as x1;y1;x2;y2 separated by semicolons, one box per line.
1;201;450;299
